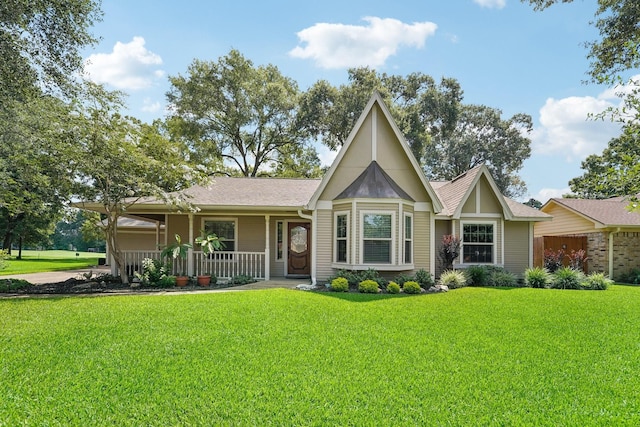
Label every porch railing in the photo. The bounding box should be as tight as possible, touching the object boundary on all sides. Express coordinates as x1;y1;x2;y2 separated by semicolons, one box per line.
120;250;265;280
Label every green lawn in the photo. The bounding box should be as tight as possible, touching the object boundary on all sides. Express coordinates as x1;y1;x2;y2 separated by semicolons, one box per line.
0;250;105;275
2;286;640;425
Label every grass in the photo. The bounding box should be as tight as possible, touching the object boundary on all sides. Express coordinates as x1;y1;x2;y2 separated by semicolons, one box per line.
2;286;640;425
0;250;105;275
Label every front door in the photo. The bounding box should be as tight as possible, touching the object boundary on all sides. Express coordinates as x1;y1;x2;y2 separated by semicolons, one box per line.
287;222;311;277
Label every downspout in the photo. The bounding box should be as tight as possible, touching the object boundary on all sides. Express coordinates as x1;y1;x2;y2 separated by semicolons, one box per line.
298;209;316;285
608;227;620;280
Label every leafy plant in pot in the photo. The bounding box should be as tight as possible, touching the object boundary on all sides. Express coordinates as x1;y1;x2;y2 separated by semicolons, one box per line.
161;234;192;286
195;231;224;286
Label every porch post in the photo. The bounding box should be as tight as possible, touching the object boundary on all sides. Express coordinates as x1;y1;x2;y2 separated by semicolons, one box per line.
265;215;270;280
188;213;194;276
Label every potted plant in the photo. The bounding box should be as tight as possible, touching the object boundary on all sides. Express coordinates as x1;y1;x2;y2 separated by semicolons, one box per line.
161;234;192;286
194;231;224;286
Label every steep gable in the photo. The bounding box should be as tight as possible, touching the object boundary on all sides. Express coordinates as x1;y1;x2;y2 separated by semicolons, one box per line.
308;92;442;211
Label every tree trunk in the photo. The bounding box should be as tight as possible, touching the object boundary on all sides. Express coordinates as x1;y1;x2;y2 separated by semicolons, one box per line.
17;236;22;260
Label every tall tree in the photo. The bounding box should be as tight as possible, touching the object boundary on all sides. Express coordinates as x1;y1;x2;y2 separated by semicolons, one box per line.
73;83;203;284
0;0;102;102
424;104;533;198
167;49;318;177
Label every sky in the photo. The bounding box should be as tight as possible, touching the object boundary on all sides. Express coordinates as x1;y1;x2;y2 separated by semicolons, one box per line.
81;0;629;203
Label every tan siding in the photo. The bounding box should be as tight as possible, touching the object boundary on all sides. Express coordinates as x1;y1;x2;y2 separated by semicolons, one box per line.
333;202;351;212
504;222;530;275
535;204;596;236
166;215;189;244
236;217;264;252
316;209;333;281
413;211;430;272
479;177;502;213
462;187;476;213
118;231;163;251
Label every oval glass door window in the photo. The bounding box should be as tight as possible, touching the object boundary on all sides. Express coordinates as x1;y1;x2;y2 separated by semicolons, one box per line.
290;226;308;253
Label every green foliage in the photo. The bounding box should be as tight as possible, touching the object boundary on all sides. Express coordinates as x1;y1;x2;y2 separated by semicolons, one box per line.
0;278;30;292
415;269;434;288
582;272;612;290
330;277;349;292
330;268;388;288
466;265;490;287
551;267;585;290
156;275;177;288
0;249;9;270
161;234;193;261
228;275;255;286
358;279;379;294
134;258;172;287
491;270;519;287
402;281;422;294
393;273;413;286
617;268;640;285
439;270;467;289
524;267;552;289
386;281;401;294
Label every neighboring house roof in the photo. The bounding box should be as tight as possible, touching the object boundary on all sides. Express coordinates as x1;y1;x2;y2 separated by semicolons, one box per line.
543;197;640;227
335;161;414;201
307;91;443;212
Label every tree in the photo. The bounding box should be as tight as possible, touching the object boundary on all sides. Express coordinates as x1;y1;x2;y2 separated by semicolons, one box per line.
424;104;533;198
569;124;640;198
525;1;640;208
524;198;543;209
73;83;203;284
167;49;319;177
0;0;102;102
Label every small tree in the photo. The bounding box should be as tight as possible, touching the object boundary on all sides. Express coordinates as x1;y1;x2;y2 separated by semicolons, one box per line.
568;249;589;271
544;248;565;273
439;234;461;270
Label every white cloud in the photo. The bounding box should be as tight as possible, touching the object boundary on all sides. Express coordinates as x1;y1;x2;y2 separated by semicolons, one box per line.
84;36;164;90
289;17;437;69
531;95;622;161
473;0;506;9
534;187;572;204
317;144;338;167
141;98;163;113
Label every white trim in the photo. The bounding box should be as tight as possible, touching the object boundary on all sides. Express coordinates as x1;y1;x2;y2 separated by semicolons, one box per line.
430;214;436;276
476;180;481;213
188;214;194;276
500;219;505;265
528;222;534;268
414;202;433;212
351;200;357;266
311;212;317;285
275;221;284;261
403;212;414;264
265;215;270;280
316;200;332;210
459;220;497;264
333;211;350;264
372;106;377;162
360;210;396;265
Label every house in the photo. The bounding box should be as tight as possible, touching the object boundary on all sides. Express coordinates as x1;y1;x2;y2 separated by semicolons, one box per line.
81;92;550;283
534;197;640;279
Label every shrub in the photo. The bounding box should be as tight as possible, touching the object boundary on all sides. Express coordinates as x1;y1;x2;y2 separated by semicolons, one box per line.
402;280;422;294
439;270;467;289
134;258;171;287
331;277;349;292
0;278;30;292
228;274;255;285
394;273;413;286
491;270;519;287
415;269;434;288
466;265;490;287
156;275;176;288
568;249;588;271
617;268;640;285
0;249;9;271
582;272;612;290
358;279;379;293
524;267;552;289
439;235;461;270
544;248;565;273
551;266;584;290
386;281;401;294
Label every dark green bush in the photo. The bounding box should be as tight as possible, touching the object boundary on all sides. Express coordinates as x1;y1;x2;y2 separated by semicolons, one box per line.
0;278;31;292
466;265;490;287
402;280;422;294
228;275;255;285
331;277;349;292
551;267;584;290
617;268;640;285
439;270;467;289
524;267;551;289
358;279;379;293
491;270;519;287
415;269;434;288
386;281;401;294
394;273;413;286
156;275;176;288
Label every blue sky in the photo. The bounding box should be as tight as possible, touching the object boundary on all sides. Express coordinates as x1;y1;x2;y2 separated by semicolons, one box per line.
82;0;628;203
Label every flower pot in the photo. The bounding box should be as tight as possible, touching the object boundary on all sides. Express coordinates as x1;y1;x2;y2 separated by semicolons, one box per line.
175;276;189;287
197;275;211;286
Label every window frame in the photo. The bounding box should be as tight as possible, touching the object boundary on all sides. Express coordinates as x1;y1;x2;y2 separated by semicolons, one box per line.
360;210;396;265
201;217;238;261
275;220;284;261
333;211;350;264
460;220;496;264
403;212;413;264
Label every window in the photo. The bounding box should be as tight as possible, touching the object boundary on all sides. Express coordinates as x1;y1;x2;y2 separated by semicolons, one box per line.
276;221;283;261
335;213;348;263
404;213;413;264
203;219;236;260
462;223;494;263
362;213;393;264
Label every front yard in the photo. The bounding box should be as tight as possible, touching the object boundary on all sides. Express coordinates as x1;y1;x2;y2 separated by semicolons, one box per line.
2;286;639;425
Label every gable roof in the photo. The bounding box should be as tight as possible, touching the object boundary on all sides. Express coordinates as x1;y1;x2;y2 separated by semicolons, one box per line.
542;197;640;227
335;161;414;201
306;91;443;212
